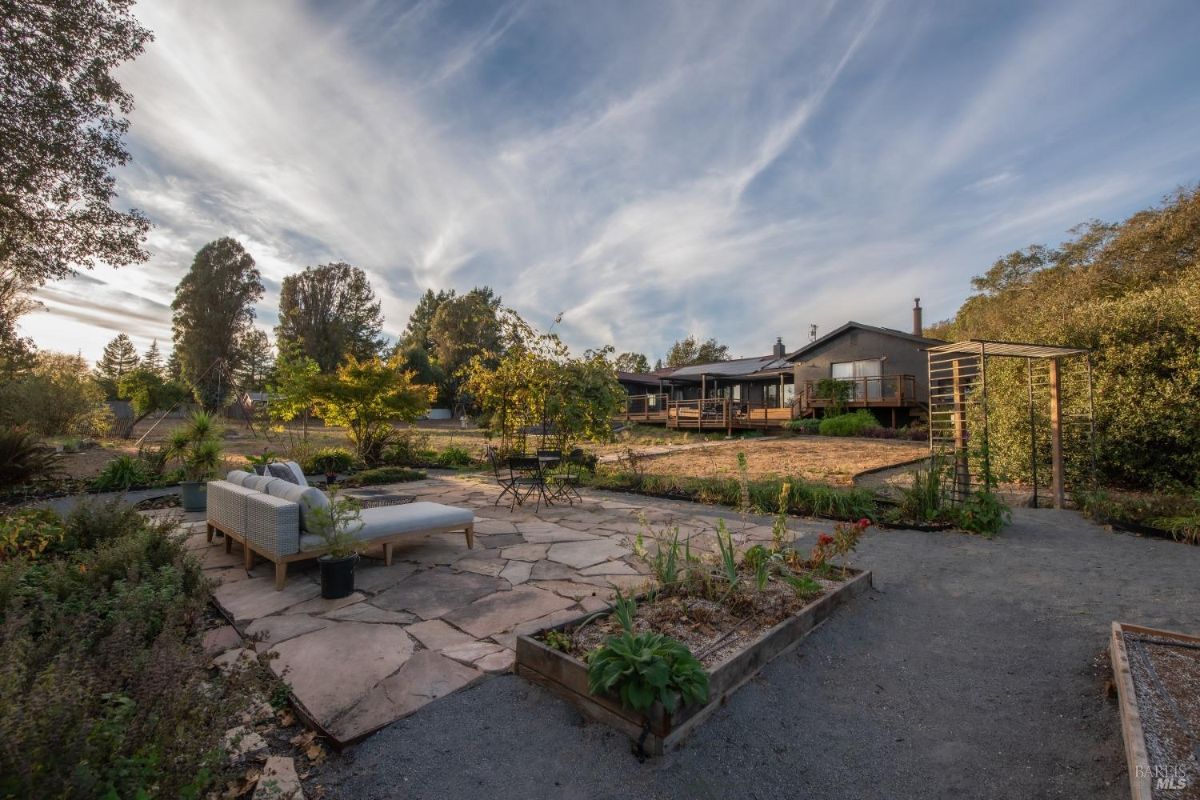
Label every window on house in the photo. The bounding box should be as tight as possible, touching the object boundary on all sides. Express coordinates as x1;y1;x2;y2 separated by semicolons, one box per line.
831;359;883;401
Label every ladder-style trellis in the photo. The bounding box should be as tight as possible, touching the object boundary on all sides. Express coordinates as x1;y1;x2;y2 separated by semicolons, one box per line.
926;340;1096;508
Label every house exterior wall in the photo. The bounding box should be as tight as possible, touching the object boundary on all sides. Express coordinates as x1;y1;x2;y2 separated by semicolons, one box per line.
790;328;934;404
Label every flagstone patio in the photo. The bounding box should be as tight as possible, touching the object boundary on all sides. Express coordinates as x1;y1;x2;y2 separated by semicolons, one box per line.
184;475;832;746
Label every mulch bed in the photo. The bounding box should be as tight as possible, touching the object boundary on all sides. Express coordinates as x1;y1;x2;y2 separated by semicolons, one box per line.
543;569;848;669
1124;632;1200;798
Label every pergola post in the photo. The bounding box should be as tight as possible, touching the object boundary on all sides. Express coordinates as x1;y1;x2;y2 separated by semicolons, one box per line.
951;358;970;501
1049;357;1065;509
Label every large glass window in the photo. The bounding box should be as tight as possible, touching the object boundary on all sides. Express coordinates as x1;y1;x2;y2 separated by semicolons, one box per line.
831;359;883;401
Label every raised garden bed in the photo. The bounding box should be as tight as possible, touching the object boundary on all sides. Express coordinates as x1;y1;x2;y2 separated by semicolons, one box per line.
516;567;872;755
1109;622;1200;799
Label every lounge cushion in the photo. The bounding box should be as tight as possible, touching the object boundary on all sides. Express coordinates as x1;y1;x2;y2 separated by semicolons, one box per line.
299;502;474;551
226;470;254;487
243;475;282;494
266;480;331;532
266;460;300;484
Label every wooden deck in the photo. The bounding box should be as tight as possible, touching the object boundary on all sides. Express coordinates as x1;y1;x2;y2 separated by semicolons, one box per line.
619;396;795;431
801;374;918;409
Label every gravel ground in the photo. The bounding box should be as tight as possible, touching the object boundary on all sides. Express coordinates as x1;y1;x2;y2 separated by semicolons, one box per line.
315;507;1200;800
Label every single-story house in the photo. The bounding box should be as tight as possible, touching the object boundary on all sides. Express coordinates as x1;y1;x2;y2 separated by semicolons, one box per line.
618;300;942;429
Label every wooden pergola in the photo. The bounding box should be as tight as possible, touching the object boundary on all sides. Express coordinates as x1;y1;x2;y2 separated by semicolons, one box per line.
926;339;1096;508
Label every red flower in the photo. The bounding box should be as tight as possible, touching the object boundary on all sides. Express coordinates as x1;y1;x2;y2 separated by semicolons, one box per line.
857;518;871;528
817;534;834;545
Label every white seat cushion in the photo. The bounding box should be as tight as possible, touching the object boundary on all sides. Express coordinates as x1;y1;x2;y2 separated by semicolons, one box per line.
225;469;254;487
299;502;474;551
266;480;331;532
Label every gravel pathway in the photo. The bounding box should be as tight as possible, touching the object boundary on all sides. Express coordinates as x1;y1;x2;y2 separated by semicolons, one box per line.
314;506;1200;799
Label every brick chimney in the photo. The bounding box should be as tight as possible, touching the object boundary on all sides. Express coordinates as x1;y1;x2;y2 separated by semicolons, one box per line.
912;298;923;336
772;337;786;358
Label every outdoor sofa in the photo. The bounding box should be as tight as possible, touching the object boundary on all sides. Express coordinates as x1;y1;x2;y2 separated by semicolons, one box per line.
206;467;475;590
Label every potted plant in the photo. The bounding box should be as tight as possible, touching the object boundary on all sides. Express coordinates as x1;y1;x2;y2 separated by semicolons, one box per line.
246;449;277;476
166;411;223;512
308;489;364;599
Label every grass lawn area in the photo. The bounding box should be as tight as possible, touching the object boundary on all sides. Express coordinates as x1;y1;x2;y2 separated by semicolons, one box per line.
637;436;928;486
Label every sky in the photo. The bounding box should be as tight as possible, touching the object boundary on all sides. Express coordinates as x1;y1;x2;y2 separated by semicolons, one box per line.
20;0;1200;365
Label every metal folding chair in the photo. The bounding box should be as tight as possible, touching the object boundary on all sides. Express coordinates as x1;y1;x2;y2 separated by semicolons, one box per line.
507;455;549;512
487;446;518;507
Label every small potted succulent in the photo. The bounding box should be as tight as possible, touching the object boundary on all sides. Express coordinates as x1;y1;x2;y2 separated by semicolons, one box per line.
308;489;364;599
166;411;224;512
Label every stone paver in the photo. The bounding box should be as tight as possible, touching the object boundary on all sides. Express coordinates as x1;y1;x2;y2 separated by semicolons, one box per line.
214;577;320;621
545;538;631;569
197;473;817;746
202;624;242;655
269;622;414;725
406;619;476;651
373;568;504;619
328;650;483;743
443;585;575;638
255;755;305;799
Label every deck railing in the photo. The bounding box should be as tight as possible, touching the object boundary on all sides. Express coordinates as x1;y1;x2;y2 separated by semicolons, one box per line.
802;375;917;407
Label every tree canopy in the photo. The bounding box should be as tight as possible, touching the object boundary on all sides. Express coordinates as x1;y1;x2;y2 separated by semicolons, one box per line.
0;0;152;284
275;262;384;372
664;336;730;368
171;238;263;410
614;352;651;373
931;186;1200;489
96;333;139;382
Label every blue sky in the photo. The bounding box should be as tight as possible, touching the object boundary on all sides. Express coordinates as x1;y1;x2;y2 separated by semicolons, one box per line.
21;0;1200;364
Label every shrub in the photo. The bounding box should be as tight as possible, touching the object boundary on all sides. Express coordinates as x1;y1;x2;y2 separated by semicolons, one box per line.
0;352;112;436
93;453;156;491
304;447;355;476
437;445;473;467
896;455;948;523
0;428;61;487
340;466;427;487
0;508;66;561
784;418;820;434
0;503;231;798
818;410;879;437
955;491;1010;537
165;411;223;482
381;429;430;467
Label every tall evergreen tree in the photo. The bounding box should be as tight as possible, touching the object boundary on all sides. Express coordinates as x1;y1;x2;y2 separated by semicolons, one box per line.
400;288;454;351
171;238;263;410
614;352;651;373
664;336;730;368
142;339;163;376
235;328;274;392
275;262;384;372
96;333;140;382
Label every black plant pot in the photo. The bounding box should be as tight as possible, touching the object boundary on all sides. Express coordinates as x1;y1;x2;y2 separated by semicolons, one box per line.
318;553;357;599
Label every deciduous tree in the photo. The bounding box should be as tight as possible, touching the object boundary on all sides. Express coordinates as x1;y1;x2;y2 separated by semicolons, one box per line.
275;262;384;372
664;336;730;368
614;352;651;373
0;0;152;283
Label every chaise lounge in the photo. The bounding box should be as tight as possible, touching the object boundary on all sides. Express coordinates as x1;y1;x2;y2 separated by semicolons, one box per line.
206;469;475;589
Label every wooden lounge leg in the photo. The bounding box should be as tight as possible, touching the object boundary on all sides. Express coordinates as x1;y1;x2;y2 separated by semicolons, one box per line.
225;533;232;554
206;523;214;543
464;523;475;550
274;560;287;591
383;542;393;566
244;543;254;570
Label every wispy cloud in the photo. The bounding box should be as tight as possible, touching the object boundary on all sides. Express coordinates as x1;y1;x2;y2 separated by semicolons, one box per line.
21;0;1200;363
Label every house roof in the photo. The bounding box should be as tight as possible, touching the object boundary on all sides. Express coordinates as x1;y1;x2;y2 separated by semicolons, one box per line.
784;321;944;362
616;371;666;386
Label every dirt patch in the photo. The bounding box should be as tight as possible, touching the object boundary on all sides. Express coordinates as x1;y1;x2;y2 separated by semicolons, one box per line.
637;438;928;486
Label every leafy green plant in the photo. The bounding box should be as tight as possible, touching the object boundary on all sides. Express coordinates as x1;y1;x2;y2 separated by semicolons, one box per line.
818;410;879;437
0;428;61;486
306;489;365;558
586;594;709;714
785;574;822;601
715;520;739;589
436;445;473;467
245;450;277;473
955;491;1010;537
784;418;821;434
164;411;223;483
0;508;67;561
814;378;853;416
543;629;572;653
897;455;947;522
340;466;427;487
92;454;155;491
306;447;354;476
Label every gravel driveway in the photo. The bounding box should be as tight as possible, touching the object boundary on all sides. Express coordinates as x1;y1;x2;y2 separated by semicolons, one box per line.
315;506;1200;799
